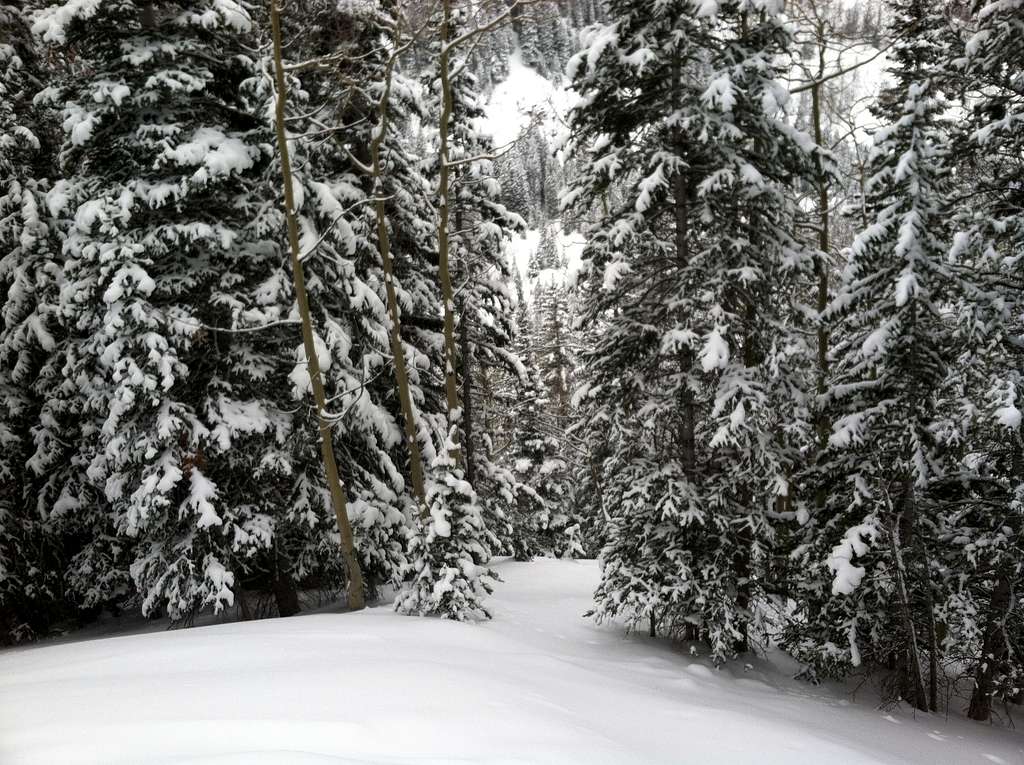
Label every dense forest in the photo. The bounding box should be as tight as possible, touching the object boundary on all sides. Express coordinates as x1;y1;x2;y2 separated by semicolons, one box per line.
1;0;1022;725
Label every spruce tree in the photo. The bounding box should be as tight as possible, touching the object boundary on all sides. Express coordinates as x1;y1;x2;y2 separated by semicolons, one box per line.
783;0;964;711
508;227;582;559
0;2;67;642
395;2;518;620
30;0;330;620
563;0;820;660
947;0;1024;721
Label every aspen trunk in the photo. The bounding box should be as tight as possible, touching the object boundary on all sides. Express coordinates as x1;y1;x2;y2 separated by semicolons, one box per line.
456;204;477;486
437;0;464;466
671;53;696;477
925;579;939;712
368;24;428;513
269;0;364;610
918;530;940;712
372;192;428;511
810;79;830;459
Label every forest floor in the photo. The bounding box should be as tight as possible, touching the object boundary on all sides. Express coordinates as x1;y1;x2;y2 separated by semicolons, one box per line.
1;558;1022;764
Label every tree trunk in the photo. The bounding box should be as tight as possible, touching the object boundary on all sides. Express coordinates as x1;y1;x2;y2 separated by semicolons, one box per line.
918;527;940;712
456;205;477;486
436;0;464;466
731;300;761;655
733;522;752;654
925;579;940;712
810;79;831;462
969;574;1012;721
888;482;928;712
672;50;701;645
367;22;428;513
671;52;696;477
237;580;253;621
269;0;365;611
272;568;300;618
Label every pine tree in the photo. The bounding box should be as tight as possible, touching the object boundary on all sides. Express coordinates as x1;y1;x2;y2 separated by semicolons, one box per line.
0;2;68;642
29;0;340;621
947;0;1024;721
530;227;574;422
563;0;820;660
507;226;582;559
445;34;529;559
395;1;521;620
783;0;965;711
508;366;581;559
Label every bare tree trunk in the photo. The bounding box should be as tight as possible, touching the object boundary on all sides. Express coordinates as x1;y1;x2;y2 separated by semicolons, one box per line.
671;53;696;477
810;78;830;461
456;205;477;486
924;579;939;712
436;0;464;466
269;0;364;610
368;23;428;512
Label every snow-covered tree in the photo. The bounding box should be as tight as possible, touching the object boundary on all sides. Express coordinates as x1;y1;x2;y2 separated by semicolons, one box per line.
506;227;582;559
396;1;525;620
394;444;496;620
508;366;581;560
782;0;965;711
28;0;343;621
0;2;67;642
945;0;1024;721
563;0;820;661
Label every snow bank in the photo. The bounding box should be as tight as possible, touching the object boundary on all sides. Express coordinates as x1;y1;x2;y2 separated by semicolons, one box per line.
2;560;1021;764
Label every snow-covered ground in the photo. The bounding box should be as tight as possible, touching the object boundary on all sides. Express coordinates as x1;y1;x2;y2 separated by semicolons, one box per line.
479;49;574;149
1;559;1021;764
506;225;586;303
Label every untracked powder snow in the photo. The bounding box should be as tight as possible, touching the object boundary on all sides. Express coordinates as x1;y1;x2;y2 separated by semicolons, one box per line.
1;559;1021;765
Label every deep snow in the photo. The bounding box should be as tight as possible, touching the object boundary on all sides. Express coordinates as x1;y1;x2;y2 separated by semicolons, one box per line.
1;559;1022;764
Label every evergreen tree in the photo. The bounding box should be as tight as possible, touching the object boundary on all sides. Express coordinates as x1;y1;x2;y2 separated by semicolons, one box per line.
946;0;1024;721
530;227;574;422
508;366;581;559
0;2;67;642
29;0;346;620
563;0;820;661
507;226;582;559
783;0;965;711
396;2;519;620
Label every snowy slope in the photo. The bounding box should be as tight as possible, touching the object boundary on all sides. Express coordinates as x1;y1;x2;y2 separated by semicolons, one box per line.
479;49;573;148
506;226;586;304
482;50;585;304
1;559;1022;765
